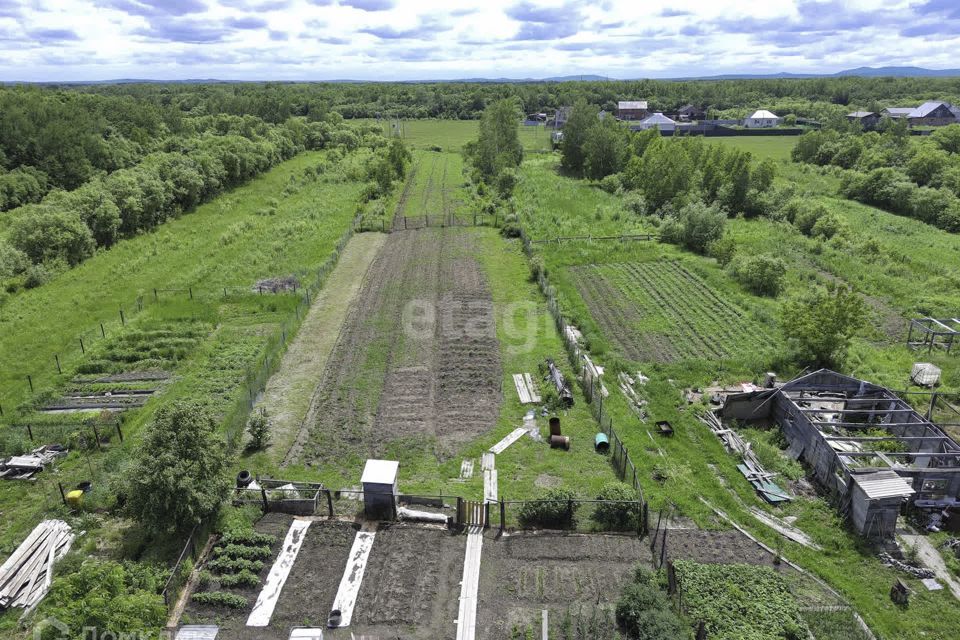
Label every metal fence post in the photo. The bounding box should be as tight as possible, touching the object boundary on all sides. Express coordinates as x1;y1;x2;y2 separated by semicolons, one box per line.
327;490;334;518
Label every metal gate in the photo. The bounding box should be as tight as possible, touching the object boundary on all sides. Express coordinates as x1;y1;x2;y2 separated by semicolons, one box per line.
457;499;489;528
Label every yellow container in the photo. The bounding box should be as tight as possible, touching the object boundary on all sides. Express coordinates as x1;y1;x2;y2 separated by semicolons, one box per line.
66;490;84;508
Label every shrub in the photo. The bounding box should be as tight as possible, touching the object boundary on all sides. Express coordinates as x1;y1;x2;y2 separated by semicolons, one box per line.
191;591;248;609
599;173;623;194
205;557;265;574
217;543;272;560
729;254;786;297
0;242;29;279
217;569;260;588
622;191;647;216
221;530;277;546
592;482;642;530
245;410;271;451
616;567;690;640
659;200;726;254
518;488;579;529
810;212;847;239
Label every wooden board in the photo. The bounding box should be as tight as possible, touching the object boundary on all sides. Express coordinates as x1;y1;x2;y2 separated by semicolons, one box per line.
490;428;526;455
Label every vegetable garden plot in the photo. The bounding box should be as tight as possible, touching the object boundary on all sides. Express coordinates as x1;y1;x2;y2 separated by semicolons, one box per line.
475;531;648;640
569;260;775;363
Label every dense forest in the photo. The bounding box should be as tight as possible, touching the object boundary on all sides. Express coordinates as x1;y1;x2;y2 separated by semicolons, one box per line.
4;77;960;293
37;76;960;121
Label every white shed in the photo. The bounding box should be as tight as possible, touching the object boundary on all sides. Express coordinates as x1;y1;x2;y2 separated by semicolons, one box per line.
361;459;399;519
637;112;677;131
744;110;780;128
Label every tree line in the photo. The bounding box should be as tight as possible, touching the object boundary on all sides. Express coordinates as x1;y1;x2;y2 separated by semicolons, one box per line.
0;106;390;291
792;122;960;231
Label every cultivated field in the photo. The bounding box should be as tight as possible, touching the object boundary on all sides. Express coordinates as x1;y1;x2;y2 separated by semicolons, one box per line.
287;227;503;479
395;150;467;224
476;531;647;640
569;260;775;363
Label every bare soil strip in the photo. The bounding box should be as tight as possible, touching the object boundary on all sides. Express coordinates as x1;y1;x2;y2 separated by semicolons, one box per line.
258;233;387;467
293;227;502;470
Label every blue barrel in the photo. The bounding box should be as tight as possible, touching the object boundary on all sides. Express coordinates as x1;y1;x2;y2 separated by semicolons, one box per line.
594;432;610;452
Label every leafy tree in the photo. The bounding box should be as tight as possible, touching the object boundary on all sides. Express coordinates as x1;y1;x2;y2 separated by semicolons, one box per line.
931;124;960;154
125;401;231;533
583;117;631;180
470;98;523;179
386;136;411;180
0;166;49;211
906;145;950;186
780;284;866;369
8;206;95;266
560;99;597;174
623;137;693;212
729;254;787;296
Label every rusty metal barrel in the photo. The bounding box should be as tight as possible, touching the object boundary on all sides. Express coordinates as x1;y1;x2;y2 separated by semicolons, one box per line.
550;435;570;450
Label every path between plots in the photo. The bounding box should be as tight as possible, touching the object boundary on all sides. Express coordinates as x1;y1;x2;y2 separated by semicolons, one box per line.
259;232;386;466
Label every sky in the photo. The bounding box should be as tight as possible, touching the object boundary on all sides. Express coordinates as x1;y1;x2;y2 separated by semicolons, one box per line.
0;0;958;81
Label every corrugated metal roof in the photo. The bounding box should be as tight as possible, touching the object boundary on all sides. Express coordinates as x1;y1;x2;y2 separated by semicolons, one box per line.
852;471;914;500
749;110;779;119
641;112;676;124
618;101;648;110
883;107;915;116
848;111;876;118
910;101;954;118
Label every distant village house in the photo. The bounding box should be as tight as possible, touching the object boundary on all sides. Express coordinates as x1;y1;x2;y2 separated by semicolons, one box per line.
636;112;677;131
882;101;960;127
616;100;649;121
744;110;780;128
675;104;706;122
847;111;880;129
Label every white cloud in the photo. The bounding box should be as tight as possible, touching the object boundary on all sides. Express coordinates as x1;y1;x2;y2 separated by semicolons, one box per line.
1;0;958;80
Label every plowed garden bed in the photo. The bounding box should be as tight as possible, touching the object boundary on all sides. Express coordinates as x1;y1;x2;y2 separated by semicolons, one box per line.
569;260;774;363
289;227;502;473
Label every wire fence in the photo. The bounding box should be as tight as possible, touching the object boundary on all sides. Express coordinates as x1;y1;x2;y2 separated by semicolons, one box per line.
518;225;649;534
0;212;362;420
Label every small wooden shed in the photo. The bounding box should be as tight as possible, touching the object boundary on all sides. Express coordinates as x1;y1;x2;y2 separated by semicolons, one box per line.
362;459;399;520
849;471;914;539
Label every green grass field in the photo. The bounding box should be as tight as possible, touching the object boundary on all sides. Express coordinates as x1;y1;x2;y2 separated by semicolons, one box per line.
0;151;366;565
512;144;960;639
359;118;552;153
711;135;799;162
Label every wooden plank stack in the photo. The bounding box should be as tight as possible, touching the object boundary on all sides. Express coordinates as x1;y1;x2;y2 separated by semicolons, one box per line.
699;411;791;504
0;520;74;611
0;445;67;481
512;373;541;404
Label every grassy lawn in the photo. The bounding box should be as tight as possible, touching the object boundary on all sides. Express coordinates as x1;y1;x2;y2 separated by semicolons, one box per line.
710;135;799;162
357;118;553;153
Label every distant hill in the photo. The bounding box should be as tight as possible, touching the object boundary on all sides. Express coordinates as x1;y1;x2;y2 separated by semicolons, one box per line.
6;67;960;86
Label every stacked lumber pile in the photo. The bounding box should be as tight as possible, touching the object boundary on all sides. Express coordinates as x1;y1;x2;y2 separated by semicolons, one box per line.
0;520;74;610
618;372;648;421
698;411;791;504
0;445;67;481
512;373;541;404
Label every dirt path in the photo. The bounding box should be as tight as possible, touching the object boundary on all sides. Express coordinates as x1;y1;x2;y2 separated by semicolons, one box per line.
252;233;386;466
900;532;960;601
291;227;503;470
